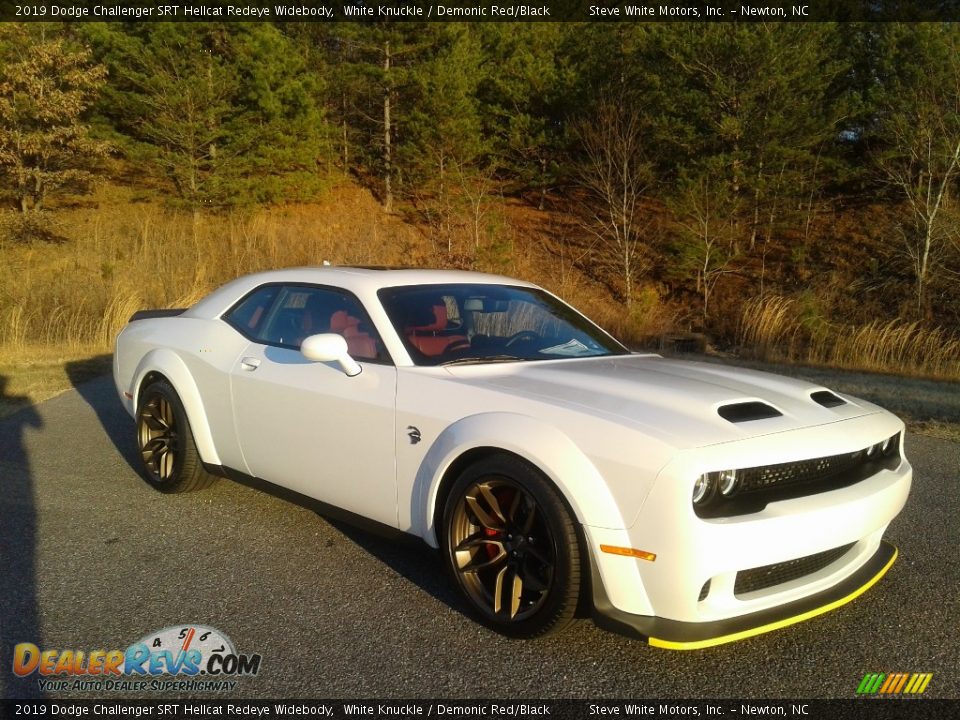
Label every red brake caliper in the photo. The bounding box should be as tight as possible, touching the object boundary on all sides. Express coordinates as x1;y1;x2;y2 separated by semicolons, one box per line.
483;487;514;559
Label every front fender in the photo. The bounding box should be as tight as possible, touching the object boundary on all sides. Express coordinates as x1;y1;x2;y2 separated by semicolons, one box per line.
408;412;627;548
131;349;221;466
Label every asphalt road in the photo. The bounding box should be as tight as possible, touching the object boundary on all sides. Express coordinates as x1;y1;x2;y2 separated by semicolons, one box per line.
1;375;958;701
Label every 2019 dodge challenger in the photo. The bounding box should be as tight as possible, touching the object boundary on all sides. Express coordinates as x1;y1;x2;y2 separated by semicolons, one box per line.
113;267;911;648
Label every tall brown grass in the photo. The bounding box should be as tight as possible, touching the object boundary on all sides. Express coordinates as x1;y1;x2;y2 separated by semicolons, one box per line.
0;181;671;356
738;295;960;379
0;184;423;352
737;295;803;360
5;182;958;382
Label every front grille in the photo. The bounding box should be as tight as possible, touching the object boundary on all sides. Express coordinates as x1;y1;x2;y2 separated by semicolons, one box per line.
695;432;901;518
738;451;872;494
734;543;856;597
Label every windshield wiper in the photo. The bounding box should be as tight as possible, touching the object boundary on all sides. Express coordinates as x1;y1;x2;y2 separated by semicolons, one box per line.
439;354;524;366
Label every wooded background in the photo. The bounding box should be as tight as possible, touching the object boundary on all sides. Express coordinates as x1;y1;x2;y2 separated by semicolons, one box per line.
1;21;959;376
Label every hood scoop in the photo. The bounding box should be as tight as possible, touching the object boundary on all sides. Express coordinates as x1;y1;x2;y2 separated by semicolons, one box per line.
811;390;846;408
717;401;783;423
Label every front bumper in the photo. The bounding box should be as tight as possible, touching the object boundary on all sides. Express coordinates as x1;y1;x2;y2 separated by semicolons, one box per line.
582;413;911;645
589;540;897;649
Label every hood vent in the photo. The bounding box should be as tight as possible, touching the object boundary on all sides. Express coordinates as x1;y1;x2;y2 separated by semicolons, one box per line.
811;390;846;408
718;401;783;423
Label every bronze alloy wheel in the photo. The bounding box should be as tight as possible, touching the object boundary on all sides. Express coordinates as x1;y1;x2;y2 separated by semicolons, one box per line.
443;456;580;637
138;393;179;481
135;381;217;493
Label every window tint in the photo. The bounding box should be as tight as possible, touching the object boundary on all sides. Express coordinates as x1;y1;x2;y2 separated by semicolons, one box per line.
255;285;386;362
224;285;279;339
379;284;628;366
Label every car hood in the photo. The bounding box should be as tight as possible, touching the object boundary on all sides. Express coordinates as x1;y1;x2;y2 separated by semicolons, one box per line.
444;354;882;449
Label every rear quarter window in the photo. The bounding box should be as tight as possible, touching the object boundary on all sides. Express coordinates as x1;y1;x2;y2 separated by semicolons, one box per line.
223;286;280;339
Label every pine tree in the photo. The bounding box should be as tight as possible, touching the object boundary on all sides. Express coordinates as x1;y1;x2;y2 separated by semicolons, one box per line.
651;24;849;252
83;23;328;208
477;23;570;206
0;24;108;214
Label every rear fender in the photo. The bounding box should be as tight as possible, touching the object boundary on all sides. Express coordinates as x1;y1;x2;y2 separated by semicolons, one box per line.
131;349;221;466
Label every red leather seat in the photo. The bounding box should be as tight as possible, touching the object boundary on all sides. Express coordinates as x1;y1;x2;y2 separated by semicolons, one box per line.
406;304;467;357
330;310;377;360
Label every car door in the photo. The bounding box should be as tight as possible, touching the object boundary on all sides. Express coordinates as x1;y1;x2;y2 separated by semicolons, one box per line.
227;284;398;528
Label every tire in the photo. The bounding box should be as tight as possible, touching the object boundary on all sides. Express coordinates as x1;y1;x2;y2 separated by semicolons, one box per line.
442;455;581;638
135;380;218;493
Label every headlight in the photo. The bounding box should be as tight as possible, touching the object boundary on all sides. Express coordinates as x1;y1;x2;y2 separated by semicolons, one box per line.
718;469;739;496
692;473;715;504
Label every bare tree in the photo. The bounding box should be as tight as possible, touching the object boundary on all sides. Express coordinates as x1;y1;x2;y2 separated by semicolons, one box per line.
877;38;960;316
880;114;960;315
455;160;499;251
574;102;654;308
382;39;393;213
672;172;741;319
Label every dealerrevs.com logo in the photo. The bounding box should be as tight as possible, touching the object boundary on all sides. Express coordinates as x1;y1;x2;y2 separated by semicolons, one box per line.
12;624;262;693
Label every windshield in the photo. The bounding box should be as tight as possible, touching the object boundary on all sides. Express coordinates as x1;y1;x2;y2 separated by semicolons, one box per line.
378;284;629;366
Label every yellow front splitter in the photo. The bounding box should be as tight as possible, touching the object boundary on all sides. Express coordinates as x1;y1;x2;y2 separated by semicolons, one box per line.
591;541;898;650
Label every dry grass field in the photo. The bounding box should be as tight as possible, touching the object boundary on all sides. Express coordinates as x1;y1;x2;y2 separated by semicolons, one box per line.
0;179;671;416
737;295;960;379
0;179;676;353
1;178;959;424
0;347;110;418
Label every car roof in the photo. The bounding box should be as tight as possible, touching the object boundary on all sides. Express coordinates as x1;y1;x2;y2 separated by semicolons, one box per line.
184;266;539;319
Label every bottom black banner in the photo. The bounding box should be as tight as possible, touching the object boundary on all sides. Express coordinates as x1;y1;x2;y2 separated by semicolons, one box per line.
1;699;956;720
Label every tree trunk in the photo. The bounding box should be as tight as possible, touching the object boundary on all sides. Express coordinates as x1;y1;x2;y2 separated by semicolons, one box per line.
383;40;393;213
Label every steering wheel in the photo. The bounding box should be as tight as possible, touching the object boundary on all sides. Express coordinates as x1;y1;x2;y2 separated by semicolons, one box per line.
444;339;472;353
505;331;540;348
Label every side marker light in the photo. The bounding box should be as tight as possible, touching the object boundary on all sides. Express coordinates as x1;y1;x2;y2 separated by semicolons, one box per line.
600;545;657;562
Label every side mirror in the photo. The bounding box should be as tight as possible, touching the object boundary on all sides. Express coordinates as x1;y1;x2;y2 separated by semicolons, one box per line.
300;333;362;377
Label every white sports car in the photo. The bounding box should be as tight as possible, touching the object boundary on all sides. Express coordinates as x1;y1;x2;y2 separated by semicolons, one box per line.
113;267;911;648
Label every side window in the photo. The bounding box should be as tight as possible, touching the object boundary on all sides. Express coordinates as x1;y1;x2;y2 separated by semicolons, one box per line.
223;285;280;339
256;285;387;362
258;287;315;347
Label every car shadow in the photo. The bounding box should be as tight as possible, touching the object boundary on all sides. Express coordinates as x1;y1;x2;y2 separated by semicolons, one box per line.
65;357;141;477
60;359;487;629
222;467;471;620
0;375;45;699
323;516;469;617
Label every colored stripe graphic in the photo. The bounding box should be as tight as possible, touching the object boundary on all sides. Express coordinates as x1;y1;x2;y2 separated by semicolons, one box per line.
857;672;931;695
856;673;885;694
912;673;933;694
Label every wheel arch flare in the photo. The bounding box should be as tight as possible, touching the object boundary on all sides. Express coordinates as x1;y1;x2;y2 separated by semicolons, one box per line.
410;412;628;549
131;349;222;466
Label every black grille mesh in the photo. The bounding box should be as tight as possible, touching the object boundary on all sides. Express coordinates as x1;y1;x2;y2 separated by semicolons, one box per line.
738;451;868;494
734;543;856;596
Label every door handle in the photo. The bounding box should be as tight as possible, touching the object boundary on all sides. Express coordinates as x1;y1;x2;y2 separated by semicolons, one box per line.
240;357;261;371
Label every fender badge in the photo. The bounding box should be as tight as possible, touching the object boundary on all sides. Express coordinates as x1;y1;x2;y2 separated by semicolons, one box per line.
407;426;422;445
